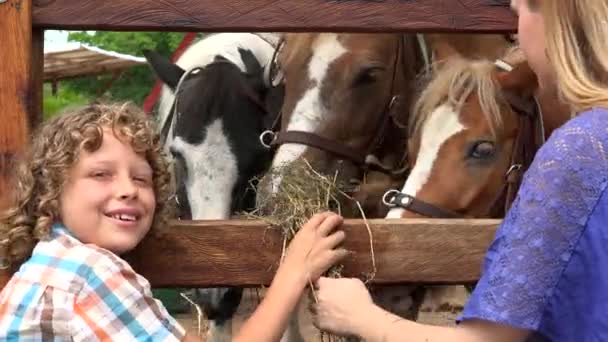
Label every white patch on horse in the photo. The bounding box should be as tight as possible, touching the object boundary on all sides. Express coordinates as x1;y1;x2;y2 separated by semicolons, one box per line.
170;119;238;219
386;104;465;218
269;34;347;192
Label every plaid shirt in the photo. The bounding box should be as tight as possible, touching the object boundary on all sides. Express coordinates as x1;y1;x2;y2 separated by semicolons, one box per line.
0;224;186;341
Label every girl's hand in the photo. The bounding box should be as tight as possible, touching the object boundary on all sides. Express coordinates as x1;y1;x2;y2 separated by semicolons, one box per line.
280;212;349;286
311;277;375;337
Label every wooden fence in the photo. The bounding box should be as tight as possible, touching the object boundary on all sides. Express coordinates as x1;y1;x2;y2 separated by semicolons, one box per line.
1;0;516;288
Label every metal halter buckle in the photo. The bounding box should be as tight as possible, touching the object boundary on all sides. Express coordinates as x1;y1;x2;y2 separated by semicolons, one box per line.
505;164;522;178
382;189;401;207
259;130;277;149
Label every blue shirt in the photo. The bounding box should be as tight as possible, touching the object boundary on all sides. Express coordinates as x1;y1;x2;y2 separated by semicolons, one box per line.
459;107;608;341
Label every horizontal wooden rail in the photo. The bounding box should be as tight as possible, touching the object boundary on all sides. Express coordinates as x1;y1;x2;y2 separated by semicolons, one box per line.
32;0;516;32
124;218;500;287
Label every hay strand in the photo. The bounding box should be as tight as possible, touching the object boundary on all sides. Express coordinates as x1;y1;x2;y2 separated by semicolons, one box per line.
248;158;376;341
179;292;205;337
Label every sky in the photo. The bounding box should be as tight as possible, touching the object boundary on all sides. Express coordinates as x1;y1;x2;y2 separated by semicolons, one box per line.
44;30;88;52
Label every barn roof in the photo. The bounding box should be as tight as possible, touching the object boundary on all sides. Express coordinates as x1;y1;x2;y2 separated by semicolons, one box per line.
44;43;146;81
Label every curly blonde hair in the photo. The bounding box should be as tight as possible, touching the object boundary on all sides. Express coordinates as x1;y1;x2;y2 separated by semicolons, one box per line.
0;102;174;269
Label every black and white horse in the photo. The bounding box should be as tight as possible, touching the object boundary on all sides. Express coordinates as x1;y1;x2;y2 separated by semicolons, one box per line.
144;32;283;341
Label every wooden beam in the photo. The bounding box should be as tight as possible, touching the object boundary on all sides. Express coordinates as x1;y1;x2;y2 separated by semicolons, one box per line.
33;0;516;33
124;219;499;287
43;60;142;81
0;0;33;289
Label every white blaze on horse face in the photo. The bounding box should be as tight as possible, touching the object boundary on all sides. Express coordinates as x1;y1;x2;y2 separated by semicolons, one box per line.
171;119;238;220
386;104;465;218
269;34;348;193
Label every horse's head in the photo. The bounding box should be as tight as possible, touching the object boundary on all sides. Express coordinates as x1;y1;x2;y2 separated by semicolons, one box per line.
145;48;281;220
385;51;551;219
258;33;427;208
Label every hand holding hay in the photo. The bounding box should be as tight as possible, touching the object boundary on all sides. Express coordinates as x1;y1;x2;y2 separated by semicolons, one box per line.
252;159;354;278
250;159;376;341
280;212;350;287
252;159;376;280
281;212;348;284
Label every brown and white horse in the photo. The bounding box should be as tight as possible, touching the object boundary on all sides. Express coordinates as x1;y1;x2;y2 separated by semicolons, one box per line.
257;33;428;221
256;33;517;339
256;33;428;341
382;47;571;317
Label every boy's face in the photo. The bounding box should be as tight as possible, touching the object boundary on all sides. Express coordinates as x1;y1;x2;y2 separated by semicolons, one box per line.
59;128;156;254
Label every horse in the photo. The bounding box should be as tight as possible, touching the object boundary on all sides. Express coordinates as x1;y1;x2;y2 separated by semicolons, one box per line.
382;45;571;318
144;32;283;342
256;32;430;223
255;33;516;339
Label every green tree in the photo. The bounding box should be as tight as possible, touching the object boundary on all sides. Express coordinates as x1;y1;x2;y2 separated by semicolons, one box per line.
62;31;200;106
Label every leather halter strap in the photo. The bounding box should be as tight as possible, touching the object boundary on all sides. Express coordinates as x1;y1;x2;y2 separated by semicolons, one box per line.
486;90;543;215
382;190;463;218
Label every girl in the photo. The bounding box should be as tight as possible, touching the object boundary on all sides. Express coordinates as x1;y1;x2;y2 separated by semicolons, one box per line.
0;102;348;341
312;0;608;341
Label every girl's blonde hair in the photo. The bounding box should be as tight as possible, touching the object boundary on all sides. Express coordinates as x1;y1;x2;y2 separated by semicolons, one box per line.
0;102;174;269
539;0;608;113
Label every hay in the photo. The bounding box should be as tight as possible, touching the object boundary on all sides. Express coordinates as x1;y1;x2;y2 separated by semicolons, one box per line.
179;291;208;338
250;159;362;277
248;159;376;341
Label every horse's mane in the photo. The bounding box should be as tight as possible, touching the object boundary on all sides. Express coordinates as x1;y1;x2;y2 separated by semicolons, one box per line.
410;46;525;138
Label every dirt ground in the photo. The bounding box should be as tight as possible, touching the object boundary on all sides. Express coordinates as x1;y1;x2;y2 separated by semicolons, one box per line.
175;287;463;341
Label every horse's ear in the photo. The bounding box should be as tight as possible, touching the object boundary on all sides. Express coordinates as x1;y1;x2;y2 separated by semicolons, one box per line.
496;61;538;98
239;47;268;94
143;49;185;91
427;36;462;72
239;48;263;77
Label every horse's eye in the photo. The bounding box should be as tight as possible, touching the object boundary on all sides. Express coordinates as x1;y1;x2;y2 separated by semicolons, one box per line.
468;141;496;160
353;66;384;87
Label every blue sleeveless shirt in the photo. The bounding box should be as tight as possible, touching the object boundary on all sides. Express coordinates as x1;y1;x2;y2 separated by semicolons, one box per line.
459;107;608;341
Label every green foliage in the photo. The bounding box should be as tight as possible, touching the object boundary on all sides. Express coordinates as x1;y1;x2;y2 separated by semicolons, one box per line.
61;31;200;105
42;31;202;120
43;83;89;120
66;31;189;105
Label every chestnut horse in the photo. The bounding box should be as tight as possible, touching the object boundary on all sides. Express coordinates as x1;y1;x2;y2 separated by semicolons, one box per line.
383;46;570;317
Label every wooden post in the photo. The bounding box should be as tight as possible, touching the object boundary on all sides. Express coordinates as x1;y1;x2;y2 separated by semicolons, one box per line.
0;0;33;288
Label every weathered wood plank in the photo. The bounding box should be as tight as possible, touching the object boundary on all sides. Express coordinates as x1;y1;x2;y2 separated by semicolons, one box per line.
124;219;499;287
33;0;516;32
0;0;33;290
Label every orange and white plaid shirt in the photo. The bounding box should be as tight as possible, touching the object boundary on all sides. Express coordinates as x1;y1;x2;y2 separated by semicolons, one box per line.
0;223;186;341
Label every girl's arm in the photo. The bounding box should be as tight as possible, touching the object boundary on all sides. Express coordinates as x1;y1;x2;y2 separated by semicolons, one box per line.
312;277;530;342
233;212;348;342
363;306;529;342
